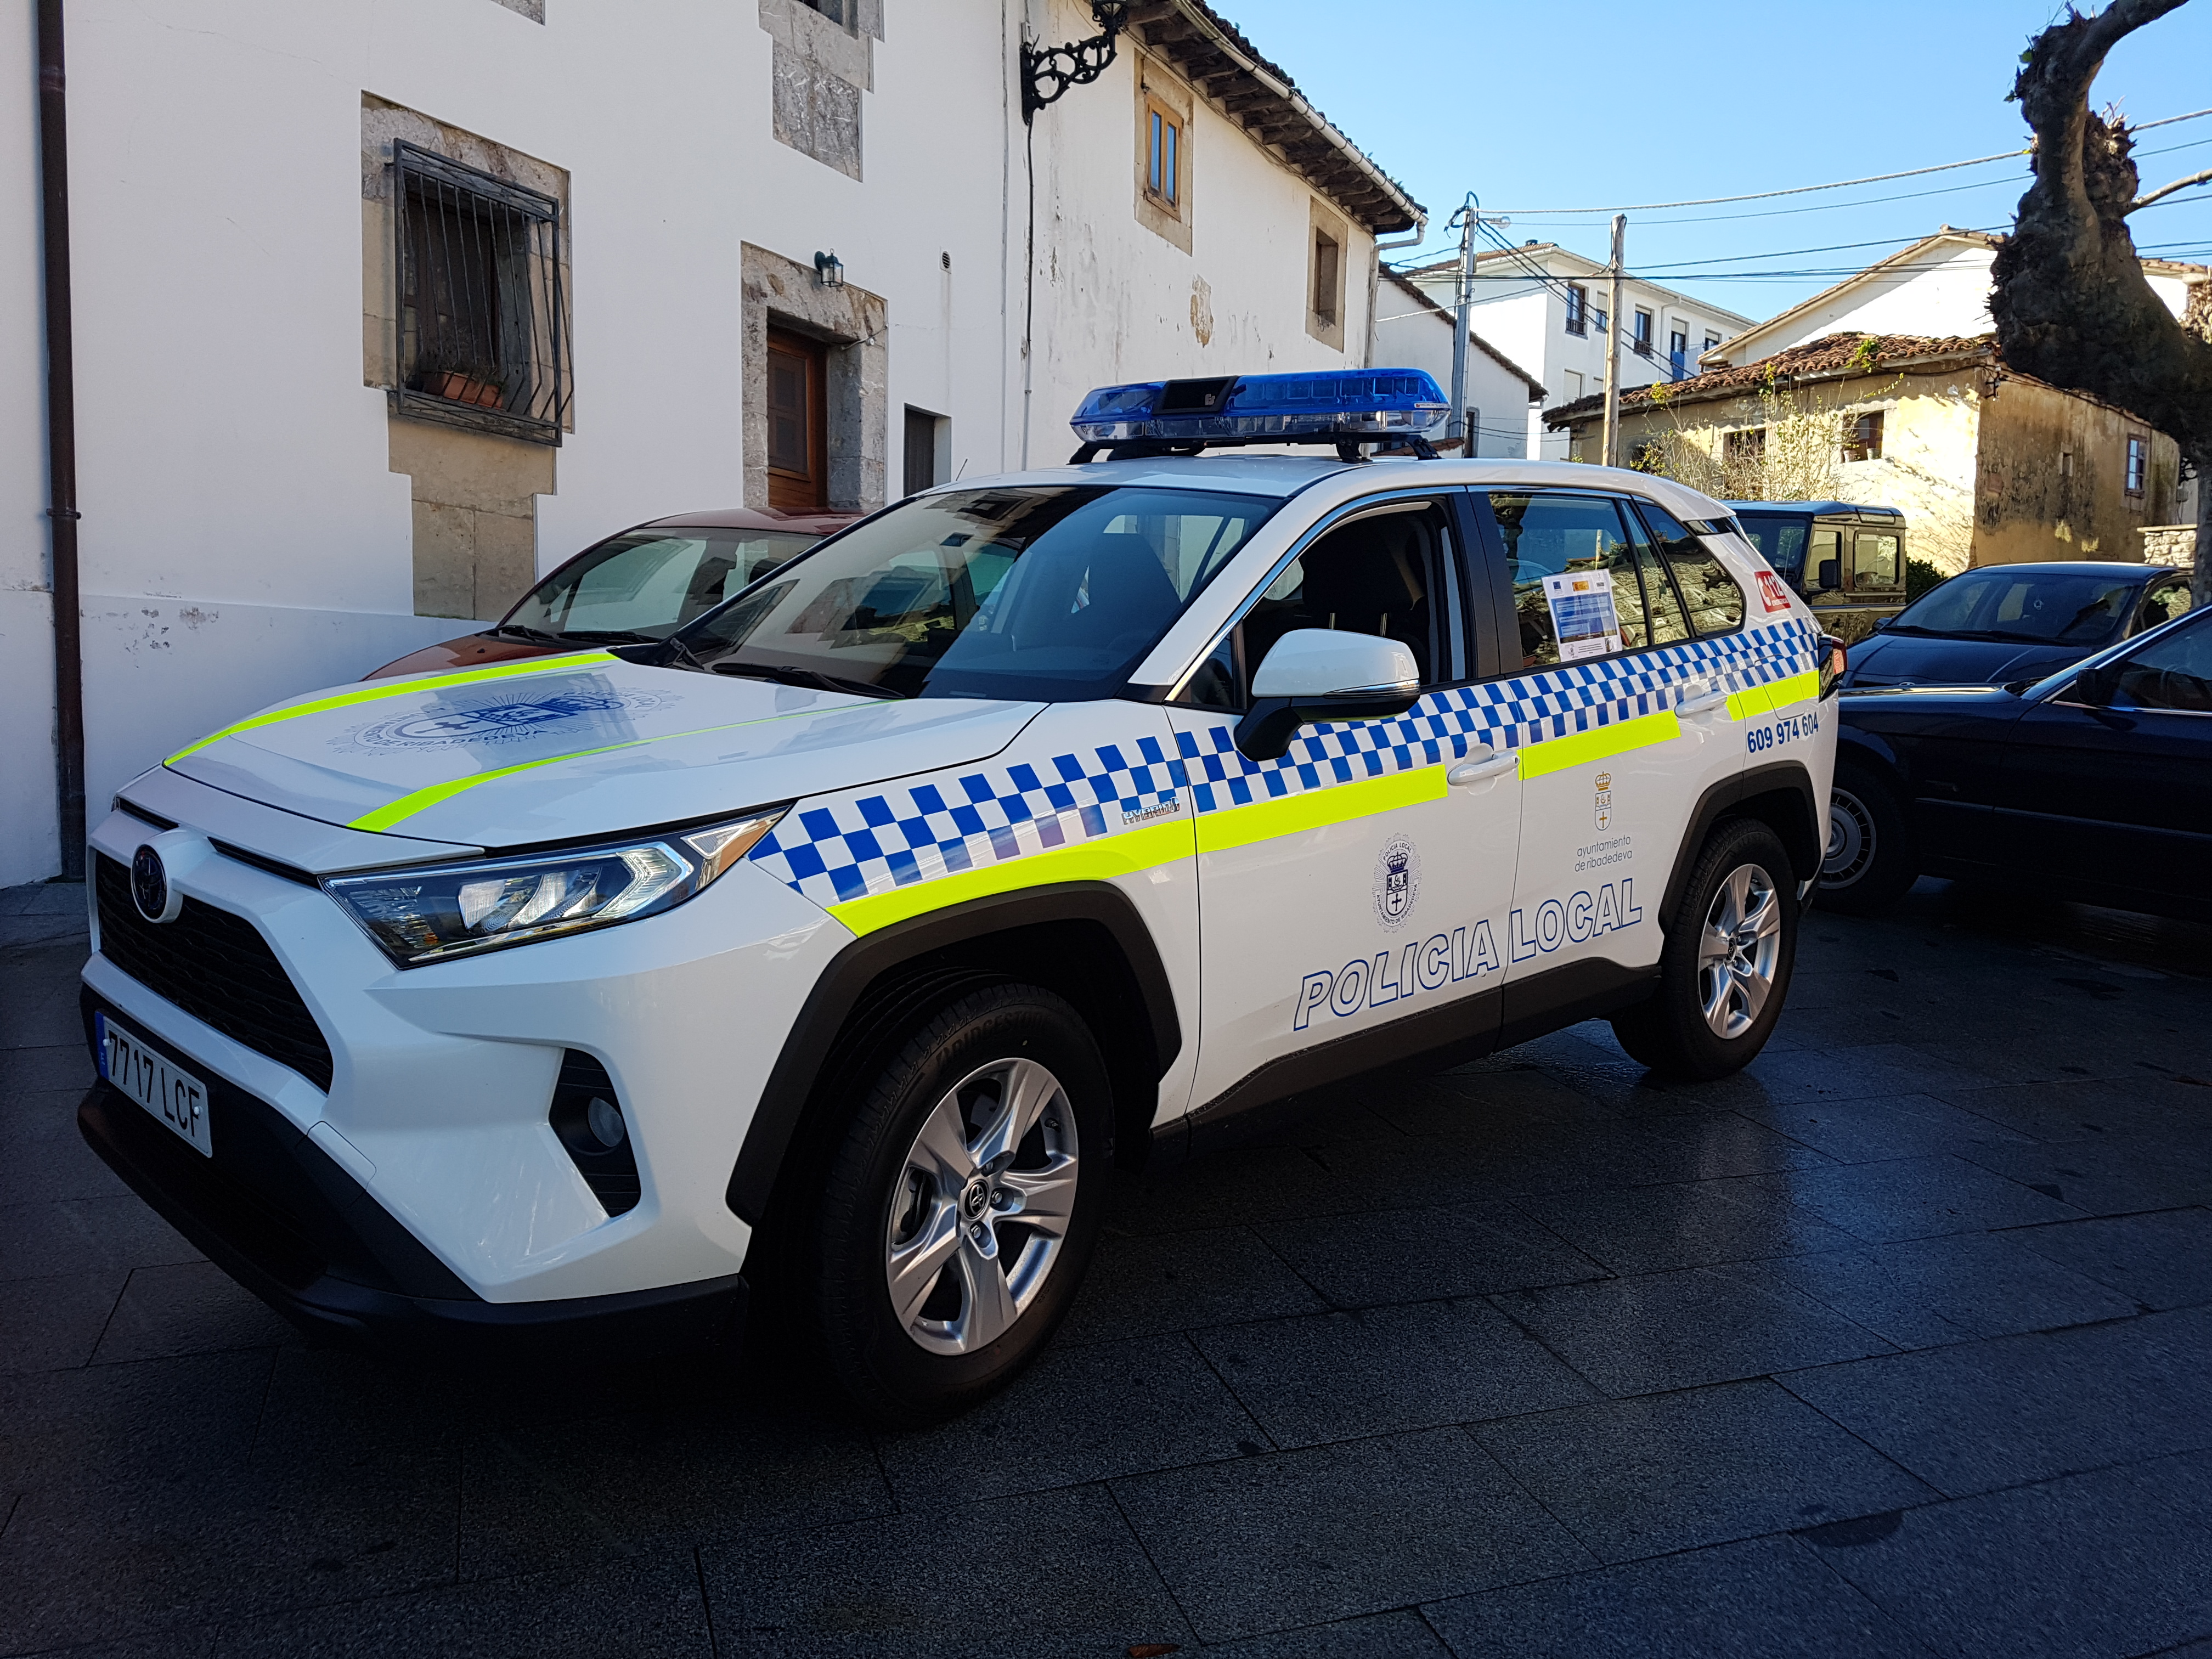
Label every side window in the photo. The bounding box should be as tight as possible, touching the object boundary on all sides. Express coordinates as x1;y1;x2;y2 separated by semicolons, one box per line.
2141;578;2196;631
1853;531;1901;591
1622;512;1694;646
1635;503;1746;636
1189;501;1460;708
2110;613;2212;712
1808;527;1843;593
1486;493;1643;668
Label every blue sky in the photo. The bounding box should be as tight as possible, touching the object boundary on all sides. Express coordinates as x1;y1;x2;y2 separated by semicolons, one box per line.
1229;0;2212;328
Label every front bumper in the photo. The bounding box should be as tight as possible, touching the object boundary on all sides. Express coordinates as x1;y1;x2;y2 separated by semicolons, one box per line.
77;996;748;1359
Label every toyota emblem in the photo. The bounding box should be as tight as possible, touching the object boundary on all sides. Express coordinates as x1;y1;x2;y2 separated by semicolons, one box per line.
130;845;170;923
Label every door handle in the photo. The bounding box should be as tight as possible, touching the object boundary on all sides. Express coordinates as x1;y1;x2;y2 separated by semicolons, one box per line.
1448;746;1517;785
1678;680;1728;718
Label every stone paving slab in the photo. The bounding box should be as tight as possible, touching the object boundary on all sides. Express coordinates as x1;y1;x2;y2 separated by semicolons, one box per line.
4;877;2212;1656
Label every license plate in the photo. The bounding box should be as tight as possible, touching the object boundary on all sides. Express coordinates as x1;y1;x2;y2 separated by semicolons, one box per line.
97;1013;213;1158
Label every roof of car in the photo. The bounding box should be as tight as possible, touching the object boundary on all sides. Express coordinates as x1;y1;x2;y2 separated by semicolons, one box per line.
929;455;1734;520
1934;561;2172;578
1728;501;1906;519
641;506;857;534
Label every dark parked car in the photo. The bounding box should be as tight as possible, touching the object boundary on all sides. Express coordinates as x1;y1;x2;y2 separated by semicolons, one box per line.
1820;604;2212;919
365;505;856;679
1841;560;2193;691
1729;501;1909;642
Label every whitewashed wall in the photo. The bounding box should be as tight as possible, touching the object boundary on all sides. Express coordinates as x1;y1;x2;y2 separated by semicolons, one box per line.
1369;287;1535;459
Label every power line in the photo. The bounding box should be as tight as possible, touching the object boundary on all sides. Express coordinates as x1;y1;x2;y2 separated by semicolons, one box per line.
1488;106;2212;215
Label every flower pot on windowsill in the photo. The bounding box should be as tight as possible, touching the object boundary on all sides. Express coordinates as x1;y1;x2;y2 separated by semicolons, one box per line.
414;370;505;410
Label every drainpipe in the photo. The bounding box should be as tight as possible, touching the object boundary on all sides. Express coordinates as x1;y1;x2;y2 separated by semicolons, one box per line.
37;0;85;881
1365;218;1426;369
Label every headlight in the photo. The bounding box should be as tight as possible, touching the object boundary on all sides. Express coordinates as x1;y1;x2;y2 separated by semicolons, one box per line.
324;808;786;966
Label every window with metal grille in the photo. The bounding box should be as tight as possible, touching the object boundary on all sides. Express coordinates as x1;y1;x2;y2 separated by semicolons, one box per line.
392;142;569;445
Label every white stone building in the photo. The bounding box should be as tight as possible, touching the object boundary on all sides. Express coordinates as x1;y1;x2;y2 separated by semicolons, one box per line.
1402;243;1752;463
2;0;1420;885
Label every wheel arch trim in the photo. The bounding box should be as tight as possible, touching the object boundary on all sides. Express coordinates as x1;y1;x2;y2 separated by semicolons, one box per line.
1657;760;1822;929
725;881;1183;1226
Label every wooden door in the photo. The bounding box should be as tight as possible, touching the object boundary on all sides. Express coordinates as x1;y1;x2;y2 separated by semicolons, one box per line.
766;329;827;513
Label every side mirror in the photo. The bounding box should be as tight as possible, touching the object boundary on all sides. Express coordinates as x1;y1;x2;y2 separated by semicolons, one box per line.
2072;664;2120;706
1235;629;1423;761
1815;558;1841;591
1871;617;1892;633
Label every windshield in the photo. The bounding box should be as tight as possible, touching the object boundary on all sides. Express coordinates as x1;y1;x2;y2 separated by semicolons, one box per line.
1735;515;1808;578
671;486;1277;701
1896;567;2138;645
504;529;819;641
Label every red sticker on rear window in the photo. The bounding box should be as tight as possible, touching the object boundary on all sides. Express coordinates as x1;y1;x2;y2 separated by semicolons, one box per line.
1756;571;1793;612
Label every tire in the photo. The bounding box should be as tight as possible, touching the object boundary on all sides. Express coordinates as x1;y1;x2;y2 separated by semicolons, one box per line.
1816;760;1918;915
1610;818;1798;1080
807;981;1112;1425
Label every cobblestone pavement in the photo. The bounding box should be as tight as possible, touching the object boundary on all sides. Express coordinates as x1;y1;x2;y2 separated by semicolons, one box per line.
6;875;2212;1657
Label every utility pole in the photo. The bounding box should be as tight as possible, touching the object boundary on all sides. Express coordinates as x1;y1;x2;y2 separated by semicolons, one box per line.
1600;212;1625;470
1446;199;1474;455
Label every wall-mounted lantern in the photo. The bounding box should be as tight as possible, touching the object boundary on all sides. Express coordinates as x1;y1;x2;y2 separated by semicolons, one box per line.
814;250;845;289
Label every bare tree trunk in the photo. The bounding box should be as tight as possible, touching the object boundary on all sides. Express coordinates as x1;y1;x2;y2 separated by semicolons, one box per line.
1990;0;2212;610
2195;449;2212;611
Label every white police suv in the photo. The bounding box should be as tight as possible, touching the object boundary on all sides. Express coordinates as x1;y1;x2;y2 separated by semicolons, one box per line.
80;370;1841;1421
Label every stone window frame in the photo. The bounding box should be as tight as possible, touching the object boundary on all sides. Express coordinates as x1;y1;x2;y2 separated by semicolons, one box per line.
1306;198;1347;352
1135;54;1194;254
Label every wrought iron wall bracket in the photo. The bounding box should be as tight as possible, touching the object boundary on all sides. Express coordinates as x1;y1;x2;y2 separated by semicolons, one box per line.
1022;1;1127;122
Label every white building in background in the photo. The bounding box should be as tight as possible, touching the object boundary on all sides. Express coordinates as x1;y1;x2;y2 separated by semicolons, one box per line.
1404;243;1752;462
1;0;1420;885
1369;272;1545;457
1700;227;2209;367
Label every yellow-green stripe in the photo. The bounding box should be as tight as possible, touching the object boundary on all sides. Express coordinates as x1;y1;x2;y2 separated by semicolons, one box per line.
166;651;619;764
1762;670;1821;708
1195;764;1446;855
827;818;1198;936
1516;709;1679;781
344;703;837;832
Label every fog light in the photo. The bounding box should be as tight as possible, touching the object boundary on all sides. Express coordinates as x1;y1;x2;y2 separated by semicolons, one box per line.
549;1051;641;1216
586;1095;627;1149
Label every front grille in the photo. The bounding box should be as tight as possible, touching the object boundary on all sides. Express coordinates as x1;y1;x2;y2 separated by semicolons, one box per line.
95;853;336;1091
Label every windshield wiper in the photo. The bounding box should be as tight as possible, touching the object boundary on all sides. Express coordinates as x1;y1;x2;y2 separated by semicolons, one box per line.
709;661;900;700
555;628;663;645
490;623;565;644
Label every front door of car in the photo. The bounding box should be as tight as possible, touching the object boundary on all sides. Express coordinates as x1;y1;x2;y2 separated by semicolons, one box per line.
1165;493;1522;1117
1469;490;1753;1037
1991;611;2212;909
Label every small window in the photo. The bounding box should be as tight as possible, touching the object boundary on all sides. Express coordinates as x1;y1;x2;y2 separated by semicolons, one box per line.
1565;285;1588;336
1147;104;1181;207
1703;332;1722;352
2126;434;2149;496
1724;428;1767;466
1311;229;1341;329
393;142;569;444
1633;309;1654;356
1634;503;1746;637
1669;328;1689;381
1843;411;1884;462
1564;370;1584;402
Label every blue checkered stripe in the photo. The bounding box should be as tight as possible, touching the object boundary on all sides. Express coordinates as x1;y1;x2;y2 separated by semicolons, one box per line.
1177;617;1816;813
748;736;1186;909
749;618;1815;909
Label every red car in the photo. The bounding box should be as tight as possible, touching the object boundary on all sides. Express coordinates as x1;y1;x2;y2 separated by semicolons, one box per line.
366;505;857;679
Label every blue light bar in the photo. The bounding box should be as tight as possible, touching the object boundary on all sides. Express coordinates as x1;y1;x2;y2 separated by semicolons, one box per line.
1070;369;1449;443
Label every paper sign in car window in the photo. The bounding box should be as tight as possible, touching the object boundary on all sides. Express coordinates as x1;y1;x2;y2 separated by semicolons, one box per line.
1543;569;1623;661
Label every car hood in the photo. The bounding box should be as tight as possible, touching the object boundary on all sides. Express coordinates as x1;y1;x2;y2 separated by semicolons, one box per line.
165;651;1042;851
1844;630;2093;688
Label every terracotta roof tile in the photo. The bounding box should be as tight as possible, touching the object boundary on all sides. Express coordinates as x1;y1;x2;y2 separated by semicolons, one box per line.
1543;332;1994;424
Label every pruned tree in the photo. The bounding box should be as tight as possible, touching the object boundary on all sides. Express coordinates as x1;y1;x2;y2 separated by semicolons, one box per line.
1991;0;2212;607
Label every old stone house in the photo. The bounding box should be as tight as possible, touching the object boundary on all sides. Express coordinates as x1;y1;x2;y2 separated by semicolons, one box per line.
1545;332;2184;575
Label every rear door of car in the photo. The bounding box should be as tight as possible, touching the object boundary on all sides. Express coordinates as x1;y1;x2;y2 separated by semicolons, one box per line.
1465;489;1753;1039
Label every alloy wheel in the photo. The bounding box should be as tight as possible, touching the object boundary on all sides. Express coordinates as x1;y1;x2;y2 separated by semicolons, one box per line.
1697;862;1782;1039
882;1057;1079;1355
